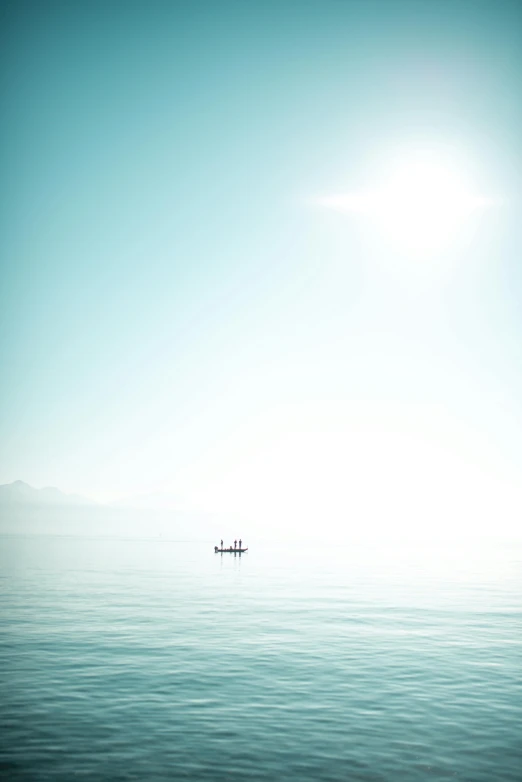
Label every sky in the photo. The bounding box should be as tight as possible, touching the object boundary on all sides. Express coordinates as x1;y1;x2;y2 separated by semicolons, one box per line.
1;0;522;537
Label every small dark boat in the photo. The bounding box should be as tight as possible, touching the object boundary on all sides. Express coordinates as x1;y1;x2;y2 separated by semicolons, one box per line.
214;547;248;553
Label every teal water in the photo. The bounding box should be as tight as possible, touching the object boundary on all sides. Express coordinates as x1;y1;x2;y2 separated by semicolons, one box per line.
1;533;521;781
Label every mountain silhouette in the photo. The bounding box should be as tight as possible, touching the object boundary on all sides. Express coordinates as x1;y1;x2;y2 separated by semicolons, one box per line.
0;480;96;507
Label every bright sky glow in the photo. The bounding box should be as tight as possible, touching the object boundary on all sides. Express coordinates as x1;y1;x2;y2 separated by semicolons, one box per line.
172;400;522;540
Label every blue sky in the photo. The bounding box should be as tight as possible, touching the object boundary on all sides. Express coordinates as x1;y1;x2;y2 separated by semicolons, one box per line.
1;0;522;535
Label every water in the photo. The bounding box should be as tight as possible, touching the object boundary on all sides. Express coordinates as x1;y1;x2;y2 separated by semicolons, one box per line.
1;532;521;781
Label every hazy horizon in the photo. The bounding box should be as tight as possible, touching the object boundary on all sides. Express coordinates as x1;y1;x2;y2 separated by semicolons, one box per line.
2;0;522;540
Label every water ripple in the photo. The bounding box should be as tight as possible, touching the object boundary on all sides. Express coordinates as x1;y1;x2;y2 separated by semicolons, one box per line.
1;535;521;781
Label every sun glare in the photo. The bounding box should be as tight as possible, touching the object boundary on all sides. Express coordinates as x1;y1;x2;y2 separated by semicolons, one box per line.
318;150;493;256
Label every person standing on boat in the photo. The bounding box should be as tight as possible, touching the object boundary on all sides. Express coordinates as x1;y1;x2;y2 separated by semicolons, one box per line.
220;539;223;550
239;539;242;550
234;539;237;549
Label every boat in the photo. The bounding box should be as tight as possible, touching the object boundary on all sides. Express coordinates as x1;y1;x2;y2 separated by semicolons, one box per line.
214;547;248;553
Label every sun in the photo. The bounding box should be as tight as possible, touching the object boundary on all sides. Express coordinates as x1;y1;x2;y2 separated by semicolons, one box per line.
318;149;493;256
368;157;490;253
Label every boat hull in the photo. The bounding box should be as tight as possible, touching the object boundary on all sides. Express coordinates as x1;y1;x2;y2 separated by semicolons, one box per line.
215;548;248;553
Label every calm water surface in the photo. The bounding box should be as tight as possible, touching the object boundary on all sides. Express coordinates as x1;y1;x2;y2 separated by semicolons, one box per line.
1;532;521;781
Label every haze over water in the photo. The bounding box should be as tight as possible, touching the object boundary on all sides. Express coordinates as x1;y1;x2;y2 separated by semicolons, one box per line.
1;527;521;781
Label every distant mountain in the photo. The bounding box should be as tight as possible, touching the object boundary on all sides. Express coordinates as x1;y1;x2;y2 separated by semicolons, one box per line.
0;480;96;507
